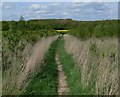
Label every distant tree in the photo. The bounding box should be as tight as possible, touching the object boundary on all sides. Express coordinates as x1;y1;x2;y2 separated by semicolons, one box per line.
7;20;18;51
9;20;17;32
20;16;25;21
2;21;9;31
17;16;26;33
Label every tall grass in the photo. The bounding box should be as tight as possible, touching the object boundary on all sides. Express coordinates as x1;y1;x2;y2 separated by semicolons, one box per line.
57;37;97;95
64;34;118;95
2;36;57;95
22;38;59;95
57;37;84;95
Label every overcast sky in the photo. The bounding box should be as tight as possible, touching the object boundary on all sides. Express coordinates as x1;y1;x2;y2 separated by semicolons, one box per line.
2;2;118;21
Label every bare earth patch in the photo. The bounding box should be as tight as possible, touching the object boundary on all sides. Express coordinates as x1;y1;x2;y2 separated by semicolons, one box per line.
55;54;69;95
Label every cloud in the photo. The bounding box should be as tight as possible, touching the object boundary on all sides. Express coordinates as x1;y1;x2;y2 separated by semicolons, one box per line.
4;5;13;9
28;4;49;15
49;2;60;6
70;2;114;16
3;3;14;9
29;4;40;10
71;2;86;8
62;12;68;16
71;2;110;10
29;3;47;11
87;2;109;10
0;2;2;7
35;10;47;14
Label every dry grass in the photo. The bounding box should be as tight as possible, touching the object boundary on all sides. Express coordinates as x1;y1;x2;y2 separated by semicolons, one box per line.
64;34;118;95
2;36;58;95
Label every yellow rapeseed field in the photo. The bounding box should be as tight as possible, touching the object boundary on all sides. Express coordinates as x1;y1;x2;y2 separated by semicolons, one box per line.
56;30;69;33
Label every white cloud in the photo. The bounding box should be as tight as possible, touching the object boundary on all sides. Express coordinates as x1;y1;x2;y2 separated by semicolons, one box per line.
0;2;2;9
29;4;47;10
47;13;55;16
29;4;40;9
71;2;87;7
35;10;47;14
3;3;14;9
5;5;12;8
50;3;60;6
74;9;81;12
62;12;68;15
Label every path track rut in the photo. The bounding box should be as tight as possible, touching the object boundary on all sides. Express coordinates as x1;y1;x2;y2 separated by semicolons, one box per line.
55;54;69;95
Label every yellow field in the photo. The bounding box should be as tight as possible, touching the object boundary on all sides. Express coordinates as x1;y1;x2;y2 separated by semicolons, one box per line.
56;30;69;33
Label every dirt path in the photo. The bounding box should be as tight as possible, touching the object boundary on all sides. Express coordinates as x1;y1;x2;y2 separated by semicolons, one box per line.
55;54;69;95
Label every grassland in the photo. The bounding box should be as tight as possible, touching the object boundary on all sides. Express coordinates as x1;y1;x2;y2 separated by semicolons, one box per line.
64;34;118;95
57;36;98;95
16;35;120;95
2;18;118;95
2;36;57;95
22;38;59;95
57;37;83;95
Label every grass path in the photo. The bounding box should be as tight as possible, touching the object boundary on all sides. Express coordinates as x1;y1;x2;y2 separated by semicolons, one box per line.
57;37;83;95
55;54;69;95
21;36;77;95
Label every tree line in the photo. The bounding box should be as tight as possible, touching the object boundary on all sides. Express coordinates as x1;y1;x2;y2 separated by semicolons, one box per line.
2;18;118;39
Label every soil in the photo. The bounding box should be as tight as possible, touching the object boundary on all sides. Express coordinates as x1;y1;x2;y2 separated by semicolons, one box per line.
55;54;69;95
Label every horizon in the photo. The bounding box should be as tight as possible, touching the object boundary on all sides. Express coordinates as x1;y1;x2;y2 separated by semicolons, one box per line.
1;18;118;22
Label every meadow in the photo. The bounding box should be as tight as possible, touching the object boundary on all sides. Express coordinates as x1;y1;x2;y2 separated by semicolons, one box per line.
2;18;119;95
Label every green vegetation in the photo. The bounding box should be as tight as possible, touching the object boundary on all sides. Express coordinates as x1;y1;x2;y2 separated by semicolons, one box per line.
2;17;57;72
69;20;118;40
2;17;118;95
2;19;118;40
22;38;59;95
57;37;82;95
57;37;104;95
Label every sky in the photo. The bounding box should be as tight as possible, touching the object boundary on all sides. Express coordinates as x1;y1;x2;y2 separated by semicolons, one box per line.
1;1;119;21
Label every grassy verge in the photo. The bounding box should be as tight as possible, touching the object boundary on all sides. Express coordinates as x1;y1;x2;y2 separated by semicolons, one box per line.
57;37;82;95
57;37;97;95
22;38;59;95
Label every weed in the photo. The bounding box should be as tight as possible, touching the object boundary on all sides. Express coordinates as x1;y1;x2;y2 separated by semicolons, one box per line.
22;38;59;95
